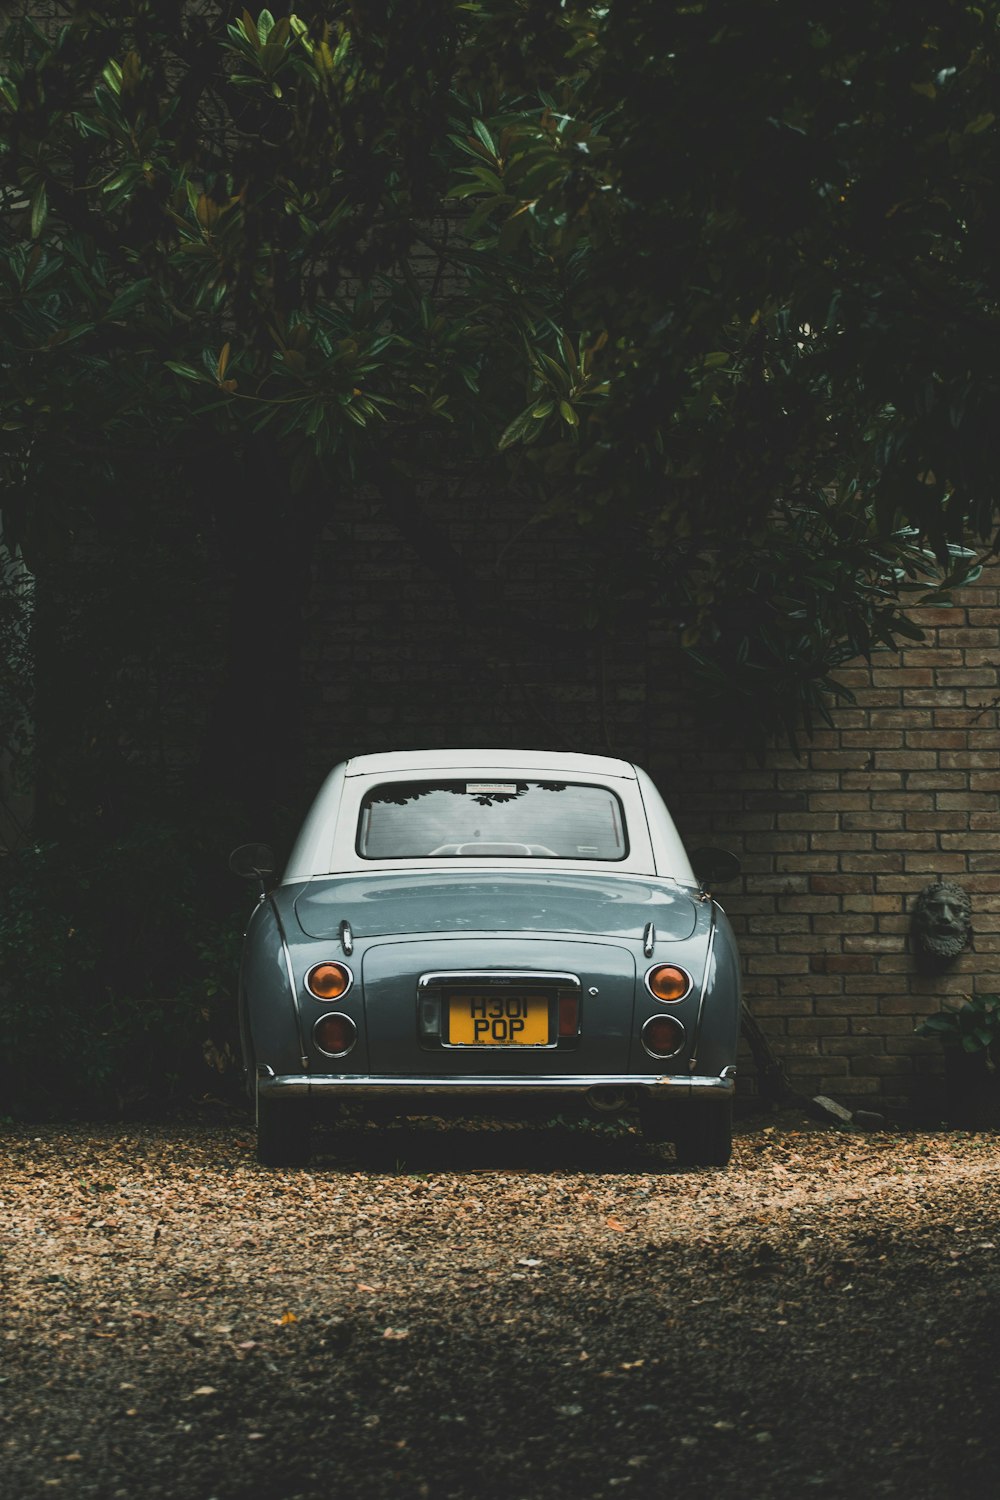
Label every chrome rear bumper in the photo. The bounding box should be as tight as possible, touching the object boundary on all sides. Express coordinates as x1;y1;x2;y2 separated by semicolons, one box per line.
257;1068;735;1101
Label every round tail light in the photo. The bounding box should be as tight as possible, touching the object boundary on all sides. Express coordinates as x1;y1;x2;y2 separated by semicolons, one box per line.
306;962;353;1001
313;1013;357;1057
645;964;692;1003
641;1014;686;1059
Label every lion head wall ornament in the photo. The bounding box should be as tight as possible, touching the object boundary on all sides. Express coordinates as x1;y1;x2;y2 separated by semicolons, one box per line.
911;882;973;969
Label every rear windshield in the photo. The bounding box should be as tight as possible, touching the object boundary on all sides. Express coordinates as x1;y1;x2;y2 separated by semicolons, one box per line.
357;780;628;861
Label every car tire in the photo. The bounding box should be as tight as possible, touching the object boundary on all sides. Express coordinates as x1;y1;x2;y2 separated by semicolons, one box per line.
256;1091;311;1168
673;1099;733;1169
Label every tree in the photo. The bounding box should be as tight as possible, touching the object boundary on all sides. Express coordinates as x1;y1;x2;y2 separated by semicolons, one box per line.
444;0;1000;740
3;1;996;807
1;1;509;828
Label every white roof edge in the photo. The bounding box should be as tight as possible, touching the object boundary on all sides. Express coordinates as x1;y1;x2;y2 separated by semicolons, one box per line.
342;748;637;778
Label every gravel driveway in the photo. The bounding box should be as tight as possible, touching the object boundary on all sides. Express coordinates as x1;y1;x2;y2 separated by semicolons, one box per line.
2;1112;999;1500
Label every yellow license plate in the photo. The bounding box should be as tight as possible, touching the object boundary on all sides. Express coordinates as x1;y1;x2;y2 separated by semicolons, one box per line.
448;992;550;1046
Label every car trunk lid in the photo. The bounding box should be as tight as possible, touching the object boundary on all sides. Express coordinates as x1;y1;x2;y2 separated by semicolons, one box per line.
293;871;698;943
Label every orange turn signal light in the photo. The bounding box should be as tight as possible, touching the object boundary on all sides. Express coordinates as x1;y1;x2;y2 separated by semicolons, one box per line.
645;964;692;1003
306;961;353;1001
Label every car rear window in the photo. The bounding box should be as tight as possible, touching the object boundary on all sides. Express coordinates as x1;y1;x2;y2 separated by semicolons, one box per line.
356;780;628;861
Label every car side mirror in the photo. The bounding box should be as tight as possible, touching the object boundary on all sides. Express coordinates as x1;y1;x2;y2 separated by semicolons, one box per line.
229;843;276;881
690;846;741;886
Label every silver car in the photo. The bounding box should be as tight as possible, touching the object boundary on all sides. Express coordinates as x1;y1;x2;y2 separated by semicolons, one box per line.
232;749;742;1168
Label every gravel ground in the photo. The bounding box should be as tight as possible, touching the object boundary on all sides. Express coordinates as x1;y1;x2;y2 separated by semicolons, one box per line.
2;1110;1000;1500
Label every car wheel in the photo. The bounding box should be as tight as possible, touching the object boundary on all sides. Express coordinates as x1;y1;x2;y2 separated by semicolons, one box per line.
256;1088;311;1168
673;1099;733;1170
637;1096;675;1143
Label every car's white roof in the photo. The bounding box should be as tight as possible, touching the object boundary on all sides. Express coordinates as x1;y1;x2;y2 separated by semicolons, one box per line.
342;749;638;779
283;749;696;884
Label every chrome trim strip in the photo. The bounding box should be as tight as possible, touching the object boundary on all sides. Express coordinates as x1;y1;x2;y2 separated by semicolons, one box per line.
418;970;581;989
270;898;308;1068
642;921;655;958
688;903;718;1072
257;1072;735;1099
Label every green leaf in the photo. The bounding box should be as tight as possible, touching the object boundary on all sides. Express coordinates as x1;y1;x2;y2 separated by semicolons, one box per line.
472;118;496;157
29;185;47;239
498;405;536;451
164;361;208;383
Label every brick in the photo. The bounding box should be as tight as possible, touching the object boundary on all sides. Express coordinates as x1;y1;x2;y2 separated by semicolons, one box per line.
810;833;874;851
939;752;1000;770
875;752;938;770
815;998;880;1016
906;772;967;789
842;895;902;913
809;875;873;894
906;607;965;626
939;628;1000;646
872;668;933;687
813;916;876;933
810;955;876;974
837;690;901;709
838;853;904;872
875;833;938;851
849;1056;914;1076
900;650;963;668
774;1055;848;1075
903;690;965;707
841;732;903;749
746;956;811;974
779;855;842;872
748;998;816;1016
904;731;968;750
776;813;839;831
937;670;999;687
769;1038;822;1057
842;812;902;831
902;852;968;873
744;792;808;812
841;772;903;790
905;813;967;830
879;994;957;1015
787;1017;849;1036
826;1036;885;1056
779;976;843;996
744;833;809;853
784;934;853;953
745;875;810;894
746;915;811;934
811;793;871;811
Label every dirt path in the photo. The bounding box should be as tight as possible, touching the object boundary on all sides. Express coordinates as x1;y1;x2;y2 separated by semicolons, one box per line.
2;1113;999;1500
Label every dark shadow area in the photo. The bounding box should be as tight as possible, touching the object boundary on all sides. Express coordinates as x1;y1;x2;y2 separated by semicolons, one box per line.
307;1115;681;1176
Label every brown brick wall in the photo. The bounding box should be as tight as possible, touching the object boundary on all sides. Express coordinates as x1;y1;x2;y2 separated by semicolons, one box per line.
648;563;1000;1119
